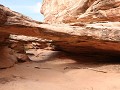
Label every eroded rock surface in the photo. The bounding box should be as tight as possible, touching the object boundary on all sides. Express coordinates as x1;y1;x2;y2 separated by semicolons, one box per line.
0;3;120;68
0;4;119;53
41;0;120;23
0;32;16;68
40;0;120;55
0;46;17;69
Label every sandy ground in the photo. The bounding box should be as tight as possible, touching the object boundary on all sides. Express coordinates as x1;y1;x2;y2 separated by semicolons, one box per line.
0;49;120;90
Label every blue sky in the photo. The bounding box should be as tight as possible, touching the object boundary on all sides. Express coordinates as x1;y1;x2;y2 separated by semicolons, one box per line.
0;0;44;21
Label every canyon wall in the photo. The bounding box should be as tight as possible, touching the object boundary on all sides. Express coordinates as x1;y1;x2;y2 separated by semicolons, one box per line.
0;0;120;68
40;0;120;55
41;0;120;23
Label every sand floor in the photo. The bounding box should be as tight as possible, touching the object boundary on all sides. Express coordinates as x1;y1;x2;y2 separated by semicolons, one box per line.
0;49;120;90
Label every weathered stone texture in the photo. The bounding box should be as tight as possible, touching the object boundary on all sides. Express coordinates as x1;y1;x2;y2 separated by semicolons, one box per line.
41;0;120;23
0;2;120;68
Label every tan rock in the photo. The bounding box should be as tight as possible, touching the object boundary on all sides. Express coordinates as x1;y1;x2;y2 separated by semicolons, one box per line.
0;4;119;57
15;53;29;62
0;27;17;68
0;46;17;69
41;0;120;23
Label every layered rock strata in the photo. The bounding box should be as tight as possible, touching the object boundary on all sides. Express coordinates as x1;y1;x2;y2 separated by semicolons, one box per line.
0;3;120;68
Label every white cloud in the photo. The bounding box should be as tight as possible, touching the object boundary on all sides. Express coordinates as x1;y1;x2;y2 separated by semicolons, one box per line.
33;2;42;13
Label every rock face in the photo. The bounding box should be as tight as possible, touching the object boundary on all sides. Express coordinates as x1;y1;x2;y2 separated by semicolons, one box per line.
0;32;17;68
41;0;120;23
0;5;34;68
0;30;16;68
40;0;120;55
0;46;17;69
0;4;119;53
0;3;120;68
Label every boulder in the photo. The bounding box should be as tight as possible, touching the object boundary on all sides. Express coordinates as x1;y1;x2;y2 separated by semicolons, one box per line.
0;46;17;69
